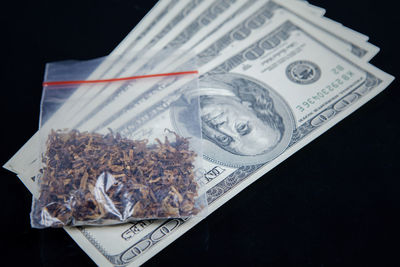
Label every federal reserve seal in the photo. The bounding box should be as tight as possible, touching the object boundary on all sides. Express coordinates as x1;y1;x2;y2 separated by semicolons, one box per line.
286;60;321;85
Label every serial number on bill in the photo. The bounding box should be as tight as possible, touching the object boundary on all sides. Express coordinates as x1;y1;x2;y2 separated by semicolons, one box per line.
296;65;355;113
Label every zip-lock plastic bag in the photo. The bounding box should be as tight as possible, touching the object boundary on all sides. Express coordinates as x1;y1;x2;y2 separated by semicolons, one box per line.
31;54;206;228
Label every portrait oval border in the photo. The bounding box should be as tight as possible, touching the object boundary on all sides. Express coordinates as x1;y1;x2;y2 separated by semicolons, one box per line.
170;73;295;167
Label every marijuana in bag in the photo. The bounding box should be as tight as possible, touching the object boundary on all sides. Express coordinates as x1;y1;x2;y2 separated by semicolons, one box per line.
33;129;200;227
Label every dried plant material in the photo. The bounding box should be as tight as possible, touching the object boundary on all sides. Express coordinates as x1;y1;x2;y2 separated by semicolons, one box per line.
33;129;200;227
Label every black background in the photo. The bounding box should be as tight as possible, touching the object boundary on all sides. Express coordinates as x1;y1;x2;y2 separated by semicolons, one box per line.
1;1;399;266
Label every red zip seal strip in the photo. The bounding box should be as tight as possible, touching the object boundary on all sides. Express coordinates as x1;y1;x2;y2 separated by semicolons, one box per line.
43;70;198;86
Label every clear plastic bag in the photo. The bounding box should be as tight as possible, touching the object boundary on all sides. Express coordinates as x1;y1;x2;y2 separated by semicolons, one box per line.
31;54;206;228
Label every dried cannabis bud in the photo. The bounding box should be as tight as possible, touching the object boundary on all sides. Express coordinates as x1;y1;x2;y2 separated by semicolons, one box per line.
33;129;200;227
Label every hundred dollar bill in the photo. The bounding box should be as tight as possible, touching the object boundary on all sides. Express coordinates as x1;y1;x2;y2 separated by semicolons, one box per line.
40;0;380;139
69;0;379;132
13;9;394;267
3;0;376;178
76;0;378;140
72;0;362;130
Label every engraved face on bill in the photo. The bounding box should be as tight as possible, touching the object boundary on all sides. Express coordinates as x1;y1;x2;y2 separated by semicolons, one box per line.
171;73;295;167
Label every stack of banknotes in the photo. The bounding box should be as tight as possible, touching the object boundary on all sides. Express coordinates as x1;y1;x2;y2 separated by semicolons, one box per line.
3;0;394;266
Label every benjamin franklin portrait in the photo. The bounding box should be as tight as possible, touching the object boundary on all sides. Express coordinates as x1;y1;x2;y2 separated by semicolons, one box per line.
171;73;294;167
